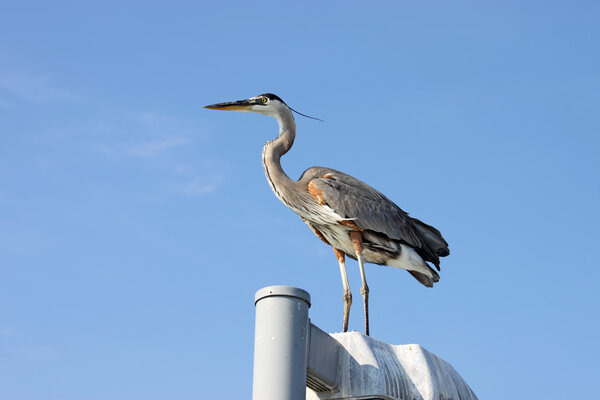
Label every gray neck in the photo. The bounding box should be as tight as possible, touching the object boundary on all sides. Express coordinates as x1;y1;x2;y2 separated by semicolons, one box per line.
262;107;297;204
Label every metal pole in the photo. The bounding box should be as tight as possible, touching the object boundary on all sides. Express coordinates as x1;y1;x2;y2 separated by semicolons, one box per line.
252;286;311;400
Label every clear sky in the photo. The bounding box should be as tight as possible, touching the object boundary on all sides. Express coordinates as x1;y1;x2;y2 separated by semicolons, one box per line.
1;1;598;399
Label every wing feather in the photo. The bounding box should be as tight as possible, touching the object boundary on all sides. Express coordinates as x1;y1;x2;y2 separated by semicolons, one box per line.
308;171;423;248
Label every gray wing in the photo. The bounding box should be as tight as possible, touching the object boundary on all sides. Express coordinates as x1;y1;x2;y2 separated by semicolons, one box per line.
307;169;423;248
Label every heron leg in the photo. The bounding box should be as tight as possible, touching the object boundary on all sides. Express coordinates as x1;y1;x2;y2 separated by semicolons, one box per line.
333;248;352;332
350;231;369;336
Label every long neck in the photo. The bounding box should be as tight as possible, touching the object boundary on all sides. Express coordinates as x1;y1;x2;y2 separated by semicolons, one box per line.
262;107;297;203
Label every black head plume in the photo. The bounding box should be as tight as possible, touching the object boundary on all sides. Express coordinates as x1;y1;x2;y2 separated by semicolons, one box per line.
259;93;286;103
289;106;323;122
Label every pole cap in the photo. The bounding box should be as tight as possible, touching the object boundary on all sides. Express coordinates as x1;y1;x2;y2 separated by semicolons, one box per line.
255;285;311;307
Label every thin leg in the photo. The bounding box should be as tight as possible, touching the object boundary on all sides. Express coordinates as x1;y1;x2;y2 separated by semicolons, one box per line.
350;231;369;336
333;248;352;332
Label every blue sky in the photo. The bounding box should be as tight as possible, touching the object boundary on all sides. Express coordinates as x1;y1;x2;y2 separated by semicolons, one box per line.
1;1;599;399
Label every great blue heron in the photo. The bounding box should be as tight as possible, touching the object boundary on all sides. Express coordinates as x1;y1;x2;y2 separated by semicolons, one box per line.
205;93;449;335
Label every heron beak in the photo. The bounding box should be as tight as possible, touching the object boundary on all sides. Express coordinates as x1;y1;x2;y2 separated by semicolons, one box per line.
204;98;258;111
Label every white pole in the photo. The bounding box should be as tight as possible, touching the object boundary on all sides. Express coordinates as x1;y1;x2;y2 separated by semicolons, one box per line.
252;286;311;400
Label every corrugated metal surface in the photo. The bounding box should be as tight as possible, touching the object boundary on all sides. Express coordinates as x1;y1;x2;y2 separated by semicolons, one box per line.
306;331;478;400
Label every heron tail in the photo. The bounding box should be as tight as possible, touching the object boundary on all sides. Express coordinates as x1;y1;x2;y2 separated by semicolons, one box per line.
411;218;450;270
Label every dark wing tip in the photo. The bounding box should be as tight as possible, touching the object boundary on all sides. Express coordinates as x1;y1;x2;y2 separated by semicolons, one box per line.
437;247;450;257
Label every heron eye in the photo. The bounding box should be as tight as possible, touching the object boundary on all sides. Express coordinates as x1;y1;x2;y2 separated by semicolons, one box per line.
261;97;268;103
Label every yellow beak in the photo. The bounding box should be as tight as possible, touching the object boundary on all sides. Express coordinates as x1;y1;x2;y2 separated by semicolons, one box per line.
204;98;258;111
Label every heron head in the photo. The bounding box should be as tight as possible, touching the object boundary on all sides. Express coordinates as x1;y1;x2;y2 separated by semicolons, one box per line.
204;93;289;117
